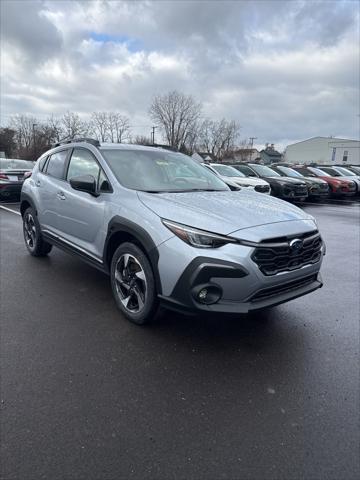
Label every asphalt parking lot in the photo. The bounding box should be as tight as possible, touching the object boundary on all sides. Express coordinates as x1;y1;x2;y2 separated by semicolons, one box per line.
1;199;359;480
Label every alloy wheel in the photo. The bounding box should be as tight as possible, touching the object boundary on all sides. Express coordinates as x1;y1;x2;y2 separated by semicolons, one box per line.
24;213;36;249
114;253;147;313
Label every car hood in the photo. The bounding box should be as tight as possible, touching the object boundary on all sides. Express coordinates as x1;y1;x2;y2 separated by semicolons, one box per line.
222;176;269;187
303;176;328;185
263;176;306;186
138;190;314;235
319;175;350;184
337;176;360;185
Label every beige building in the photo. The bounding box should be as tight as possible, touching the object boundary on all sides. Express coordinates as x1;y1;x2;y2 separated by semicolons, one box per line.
284;137;360;165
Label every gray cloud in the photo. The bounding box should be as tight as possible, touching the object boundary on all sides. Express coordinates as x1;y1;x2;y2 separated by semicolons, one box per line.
1;0;359;148
1;0;62;61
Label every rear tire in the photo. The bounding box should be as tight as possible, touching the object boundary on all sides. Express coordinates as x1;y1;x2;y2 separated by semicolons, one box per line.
23;207;52;257
110;242;159;325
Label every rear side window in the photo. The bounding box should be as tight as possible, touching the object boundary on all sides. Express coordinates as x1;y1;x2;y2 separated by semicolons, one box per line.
67;148;100;181
46;150;68;179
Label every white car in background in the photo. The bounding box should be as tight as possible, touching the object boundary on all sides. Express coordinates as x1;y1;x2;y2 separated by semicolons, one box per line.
203;163;271;194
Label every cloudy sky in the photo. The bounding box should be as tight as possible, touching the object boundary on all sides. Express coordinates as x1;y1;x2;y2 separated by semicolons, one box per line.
1;0;359;149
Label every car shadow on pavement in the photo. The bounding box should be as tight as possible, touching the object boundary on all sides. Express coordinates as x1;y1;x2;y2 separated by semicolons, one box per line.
149;305;307;357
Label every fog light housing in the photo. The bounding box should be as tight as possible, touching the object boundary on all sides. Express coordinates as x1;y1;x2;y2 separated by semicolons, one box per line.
198;288;208;300
192;283;222;305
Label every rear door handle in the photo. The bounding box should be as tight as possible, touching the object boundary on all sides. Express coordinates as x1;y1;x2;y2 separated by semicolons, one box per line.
57;191;66;200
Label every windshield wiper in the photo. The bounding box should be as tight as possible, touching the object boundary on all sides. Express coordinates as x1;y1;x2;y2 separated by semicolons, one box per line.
169;188;226;193
140;188;226;194
140;190;164;193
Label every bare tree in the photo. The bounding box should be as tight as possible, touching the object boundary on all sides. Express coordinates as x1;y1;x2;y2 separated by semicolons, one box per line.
47;115;63;143
8;115;61;159
61;111;90;140
197;118;240;160
107;113;131;143
0;127;17;158
10;115;37;153
149;90;202;149
181;122;200;155
130;135;152;146
91;112;109;141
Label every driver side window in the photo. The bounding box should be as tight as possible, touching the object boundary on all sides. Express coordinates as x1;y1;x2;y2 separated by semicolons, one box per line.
67;148;100;181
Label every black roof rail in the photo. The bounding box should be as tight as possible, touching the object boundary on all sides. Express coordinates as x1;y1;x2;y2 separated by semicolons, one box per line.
142;143;178;152
53;137;100;148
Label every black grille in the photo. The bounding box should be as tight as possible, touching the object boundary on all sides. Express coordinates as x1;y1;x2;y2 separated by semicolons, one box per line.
251;231;322;276
255;184;270;193
294;185;308;196
250;274;318;302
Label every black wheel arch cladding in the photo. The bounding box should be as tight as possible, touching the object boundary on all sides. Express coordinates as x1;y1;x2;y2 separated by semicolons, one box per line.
104;216;162;294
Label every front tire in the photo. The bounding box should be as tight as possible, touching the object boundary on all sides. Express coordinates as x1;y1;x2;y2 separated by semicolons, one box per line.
23;207;52;257
110;242;159;325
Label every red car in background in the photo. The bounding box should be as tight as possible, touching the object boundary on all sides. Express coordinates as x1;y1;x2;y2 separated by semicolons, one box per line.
292;165;357;197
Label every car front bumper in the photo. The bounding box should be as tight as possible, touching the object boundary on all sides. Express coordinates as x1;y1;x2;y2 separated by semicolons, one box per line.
157;230;324;315
278;189;308;201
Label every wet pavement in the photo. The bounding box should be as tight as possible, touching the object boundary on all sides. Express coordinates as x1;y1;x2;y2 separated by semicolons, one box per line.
1;200;359;480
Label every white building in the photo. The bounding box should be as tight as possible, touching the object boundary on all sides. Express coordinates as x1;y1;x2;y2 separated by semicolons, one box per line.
284;137;360;165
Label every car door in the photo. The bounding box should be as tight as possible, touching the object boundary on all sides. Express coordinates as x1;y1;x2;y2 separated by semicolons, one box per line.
35;149;70;233
55;147;111;261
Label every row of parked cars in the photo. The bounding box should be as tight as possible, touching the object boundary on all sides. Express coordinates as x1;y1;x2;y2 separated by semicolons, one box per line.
204;162;360;201
1;155;359;204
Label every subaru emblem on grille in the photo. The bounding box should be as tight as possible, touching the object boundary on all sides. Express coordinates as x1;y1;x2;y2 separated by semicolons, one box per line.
289;238;303;253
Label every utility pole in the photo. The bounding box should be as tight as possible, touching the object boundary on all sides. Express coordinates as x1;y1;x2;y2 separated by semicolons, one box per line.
249;137;257;148
32;123;37;144
249;137;257;161
151;126;157;144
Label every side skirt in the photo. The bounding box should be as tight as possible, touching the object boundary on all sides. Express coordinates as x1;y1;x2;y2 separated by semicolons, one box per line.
42;231;109;275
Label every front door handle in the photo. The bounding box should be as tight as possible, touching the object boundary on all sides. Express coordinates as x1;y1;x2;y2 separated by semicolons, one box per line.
57;191;66;200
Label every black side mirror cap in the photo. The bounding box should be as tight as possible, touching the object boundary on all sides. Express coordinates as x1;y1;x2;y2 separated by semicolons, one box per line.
69;175;99;197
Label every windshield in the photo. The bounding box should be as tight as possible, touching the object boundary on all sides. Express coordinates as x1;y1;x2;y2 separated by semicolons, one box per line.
234;165;258;177
0;159;34;169
211;164;245;177
319;167;342;177
276;166;304;178
349;166;360;174
249;164;281;177
101;149;229;192
334;166;356;176
308;167;330;177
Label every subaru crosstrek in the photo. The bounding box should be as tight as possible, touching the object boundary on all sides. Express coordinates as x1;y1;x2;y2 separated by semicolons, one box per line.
21;139;325;325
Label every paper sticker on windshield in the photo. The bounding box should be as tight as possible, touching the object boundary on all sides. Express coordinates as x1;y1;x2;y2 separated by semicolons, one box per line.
156;161;169;165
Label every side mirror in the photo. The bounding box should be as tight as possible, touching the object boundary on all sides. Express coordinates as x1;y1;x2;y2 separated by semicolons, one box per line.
69;175;98;196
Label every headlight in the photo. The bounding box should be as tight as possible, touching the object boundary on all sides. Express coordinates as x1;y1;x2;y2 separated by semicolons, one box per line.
162;219;237;248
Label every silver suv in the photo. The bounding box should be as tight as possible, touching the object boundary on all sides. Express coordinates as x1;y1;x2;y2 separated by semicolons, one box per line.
21;139;325;325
